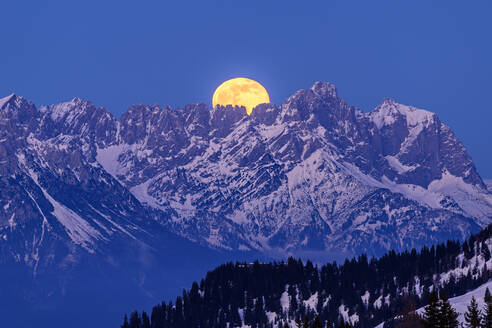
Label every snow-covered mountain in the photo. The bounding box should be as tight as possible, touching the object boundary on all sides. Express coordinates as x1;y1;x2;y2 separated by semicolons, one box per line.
1;82;491;266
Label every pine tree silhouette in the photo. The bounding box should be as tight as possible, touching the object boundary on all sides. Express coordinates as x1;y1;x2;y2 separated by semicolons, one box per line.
129;311;142;328
422;292;440;328
121;314;129;328
295;316;303;328
439;292;459;328
142;311;151;328
483;288;492;328
464;296;482;328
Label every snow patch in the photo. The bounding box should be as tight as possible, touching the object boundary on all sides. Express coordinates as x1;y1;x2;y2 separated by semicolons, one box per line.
0;94;15;109
96;145;127;180
303;292;318;312
130;179;166;211
266;311;277;324
24;166;102;251
373;295;383;309
339;304;349;322
339;304;359;325
370;100;434;130
385;155;418;174
227;210;249;225
280;288;290;313
42;191;103;250
87;204;136;240
414;276;424;298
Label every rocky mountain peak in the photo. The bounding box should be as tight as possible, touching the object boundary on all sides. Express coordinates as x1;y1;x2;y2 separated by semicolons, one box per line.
41;98;89;120
370;98;436;130
36;98;117;147
310;81;338;98
120;104;163;130
250;103;278;125
70;96;85;104
209;105;248;137
0;93;16;109
182;103;211;137
0;94;38;137
283;81;338;108
0;93;36;114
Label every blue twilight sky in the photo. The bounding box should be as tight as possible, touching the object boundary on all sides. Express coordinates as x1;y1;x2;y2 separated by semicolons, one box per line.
1;0;491;178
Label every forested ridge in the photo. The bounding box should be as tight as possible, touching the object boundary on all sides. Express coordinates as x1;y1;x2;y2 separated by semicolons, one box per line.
121;225;492;328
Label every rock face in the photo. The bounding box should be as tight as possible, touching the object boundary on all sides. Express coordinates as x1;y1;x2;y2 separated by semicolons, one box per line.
0;82;491;269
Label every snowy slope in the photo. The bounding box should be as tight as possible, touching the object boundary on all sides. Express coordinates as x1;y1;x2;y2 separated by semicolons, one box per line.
435;281;492;324
0;94;15;109
374;281;492;328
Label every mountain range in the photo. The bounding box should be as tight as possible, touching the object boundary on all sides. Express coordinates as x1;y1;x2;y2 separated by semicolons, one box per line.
0;82;491;327
1;82;491;260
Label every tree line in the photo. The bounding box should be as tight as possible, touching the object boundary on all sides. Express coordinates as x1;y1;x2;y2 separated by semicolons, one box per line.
120;225;492;327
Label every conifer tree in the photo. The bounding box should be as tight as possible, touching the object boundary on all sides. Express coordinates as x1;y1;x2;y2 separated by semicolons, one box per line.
313;315;322;328
463;296;482;328
244;296;255;325
142;311;151;328
229;306;242;326
482;241;491;261
289;285;299;317
121;314;129;328
129;311;141;328
254;296;268;325
439;292;459;328
422;292;440;328
295;316;303;328
483;288;492;328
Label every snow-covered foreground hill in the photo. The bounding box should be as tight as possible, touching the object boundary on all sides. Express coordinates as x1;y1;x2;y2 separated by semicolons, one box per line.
374;281;492;328
434;281;492;324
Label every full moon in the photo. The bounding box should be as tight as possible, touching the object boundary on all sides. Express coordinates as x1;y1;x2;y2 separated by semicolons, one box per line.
212;77;270;115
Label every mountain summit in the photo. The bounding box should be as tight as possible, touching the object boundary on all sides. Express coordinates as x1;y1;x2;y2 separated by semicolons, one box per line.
0;83;491;266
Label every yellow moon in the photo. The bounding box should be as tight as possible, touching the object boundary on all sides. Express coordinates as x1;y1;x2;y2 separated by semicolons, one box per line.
212;77;270;115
